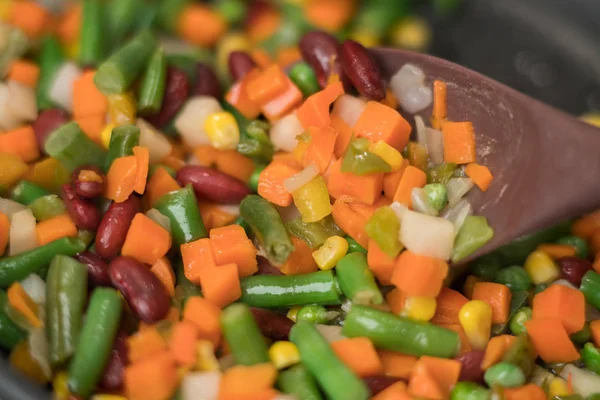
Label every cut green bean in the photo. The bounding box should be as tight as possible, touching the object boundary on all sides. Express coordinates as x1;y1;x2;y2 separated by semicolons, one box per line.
104;124;140;171
157;0;190;32
29;195;67;221
154;186;207;247
37;36;64;110
45;122;106;172
221;303;269;366
277;364;324;400
79;0;104;66
105;0;140;45
571;323;591;344
138;47;167;114
336;252;383;305
581;270;600;310
11;180;49;205
582;343;600;375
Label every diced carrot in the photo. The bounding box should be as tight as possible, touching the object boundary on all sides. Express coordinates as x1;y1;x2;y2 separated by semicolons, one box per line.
144;167;181;209
472;282;512;324
331;199;369;249
56;3;81;44
378;350;417;380
0;212;9;256
257;162;301;207
132;146;149;195
432;80;447;121
194;144;220;167
72;70;108;119
7;283;41;328
169;321;199;367
572;209;600;240
210;225;258;277
383;160;409;199
503;384;546;400
8;60;40;88
438;324;472;355
431;288;469;325
150;257;176;297
367;239;396;285
536;243;577;259
408;356;461;400
36;213;77;246
303;125;337;173
532;284;585;335
465;163;493;192
8;1;49;39
161;154;186;172
177;4;227;47
392;165;426;208
386;288;406;315
219;363;278;399
272;152;302;170
247;65;289;105
442;121;476;164
127;327;167;364
247;3;281;42
590;320;600;348
75;115;105;144
122;213;172;265
124;351;178;400
525;318;580;363
372;381;412;400
200;263;241;308
349;196;391;220
225;69;262;120
296;81;344;129
215;149;256;183
276;46;302;68
251;49;273;69
280;236;318;275
261;79;303;121
392;251;448;297
139;307;180;332
0;126;40;163
354;101;411;151
198;201;237;231
331;114;353;158
181;238;216;284
305;0;355;32
106;155;138;203
183;296;221;348
327;158;384;205
331;337;383;377
407;360;443;400
481;335;517;370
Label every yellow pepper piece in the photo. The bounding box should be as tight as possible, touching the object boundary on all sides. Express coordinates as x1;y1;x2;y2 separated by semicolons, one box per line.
0;152;28;186
101;123;116;149
10;340;50;384
524;250;560;284
24;157;70;193
548;377;570;398
108;92;136;125
369;141;404;171
350;29;380;48
268;341;300;370
204;112;240;150
581;112;600;128
292;175;332;223
292;136;311;163
287;306;301;322
312;235;349;271
390;16;432;51
53;371;70;400
401;295;437;322
459;300;492;350
196;340;220;372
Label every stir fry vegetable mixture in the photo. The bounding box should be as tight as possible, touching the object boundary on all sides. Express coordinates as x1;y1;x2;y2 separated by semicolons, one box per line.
0;1;598;400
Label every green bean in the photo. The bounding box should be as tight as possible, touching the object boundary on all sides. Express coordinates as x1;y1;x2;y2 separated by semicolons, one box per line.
581;271;600;310
556;235;589;259
79;0;104;66
221;303;269;366
11;180;49;205
233;216;252;238
277;364;324;400
0;289;26;350
157;0;190;32
336;252;383;305
342;305;460;358
508;307;532;336
138;47;167;114
68;288;122;398
240;271;342;308
582;343;600;375
237;120;274;164
37;36;64;110
288;62;320;97
248;165;264;193
104;124;140;171
105;0;140;45
345;237;367;254
45;122;106;172
450;381;490;400
571;323;591;344
240;195;294;264
494;266;531;291
29;195;67;221
94;30;158;94
290;321;369;400
154;186;207;247
484;362;525;388
46;255;88;366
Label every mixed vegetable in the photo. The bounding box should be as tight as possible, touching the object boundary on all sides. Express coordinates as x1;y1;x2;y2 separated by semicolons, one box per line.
0;1;599;400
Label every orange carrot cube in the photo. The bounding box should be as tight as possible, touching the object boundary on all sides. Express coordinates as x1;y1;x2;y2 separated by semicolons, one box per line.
0;126;40;162
303;126;337;173
327;158;384;206
296;81;344;129
442;121;476;164
122;213;172;265
383;161;409;199
127;327;167;364
392;165;426;208
392;251;448;297
331;114;352;158
257;162;301;207
525;318;580;363
367;239;396;285
279;236;318;275
8;60;40;88
331;199;369;249
532;284;585;335
124;351;178;400
379;350;417;380
76;115;105;144
431;288;468;325
181;238;216;284
472;282;512;324
386;288;406;315
72;70;108;119
354;101;411;151
36;214;77;246
331;337;383;377
465;163;493;192
183;296;221;348
199;263;241;308
246;65;289;104
408;356;461;400
169;321;199;367
210;225;258;277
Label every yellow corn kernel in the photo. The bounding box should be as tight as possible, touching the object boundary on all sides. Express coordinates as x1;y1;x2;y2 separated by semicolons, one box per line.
581;112;600;128
108;92;136;126
268;341;300;370
217;32;252;78
0;152;28;186
350;29;380;48
100;123;115;149
459;300;492;350
401;296;437;322
292;175;332;223
52;371;70;400
196;340;220;372
312;235;349;271
370;141;404;171
287;306;301;322
548;377;570;398
524;250;560;284
390;16;432;52
91;395;128;400
204;112;240;150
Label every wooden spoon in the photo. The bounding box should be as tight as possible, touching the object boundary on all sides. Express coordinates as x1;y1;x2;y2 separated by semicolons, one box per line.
371;48;600;262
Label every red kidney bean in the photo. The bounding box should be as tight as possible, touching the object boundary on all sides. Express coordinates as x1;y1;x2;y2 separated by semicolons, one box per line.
256;256;283;276
71;165;106;199
340;39;386;101
558;257;592;286
145;66;189;128
95;195;142;259
75;251;111;287
250;308;293;341
176;165;251;204
99;330;128;391
299;31;348;90
32;108;69;153
194;63;221;98
109;256;170;324
228;51;257;81
61;184;100;231
362;376;402;395
455;350;485;383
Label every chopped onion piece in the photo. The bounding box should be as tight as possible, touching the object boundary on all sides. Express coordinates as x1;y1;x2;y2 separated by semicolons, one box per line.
391;64;432;114
48;62;82;112
411;188;437;216
560;364;600;397
137;118;173;164
391;64;426;91
0;83;21;130
315;324;346;343
529;365;555;387
390;202;409;221
284;164;319;193
399;85;433;114
447;177;474;206
332;94;367;128
182;372;221;400
146;209;171;233
441;199;473;233
175;96;222;148
10;208;38;255
341;299;352;313
7;80;37;122
425;127;444;164
0;198;27;221
399;209;455;260
270;113;303;152
414;116;428;147
21;274;46;305
29;327;51;380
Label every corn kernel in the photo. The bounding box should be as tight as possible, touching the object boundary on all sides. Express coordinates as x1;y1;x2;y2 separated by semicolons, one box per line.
459;300;492;350
548;377;570;398
52;371;70;400
91;395;128;400
401;296;437;322
524;250;560;284
108;92;136;126
581;112;600;128
268;341;300;370
287;306;301;322
370;141;404;171
312;235;349;271
204;112;240;150
390;16;432;52
196;340;220;372
100;123;115;149
350;29;380;48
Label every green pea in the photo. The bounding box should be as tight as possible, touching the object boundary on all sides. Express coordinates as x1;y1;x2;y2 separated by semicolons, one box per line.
297;305;328;325
581;343;600;374
248;165;265;193
571;323;591;344
288;62;320;98
557;235;589;259
483;362;526;388
494;266;531;291
470;254;502;281
508;307;532;335
450;381;490;400
423;183;448;211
